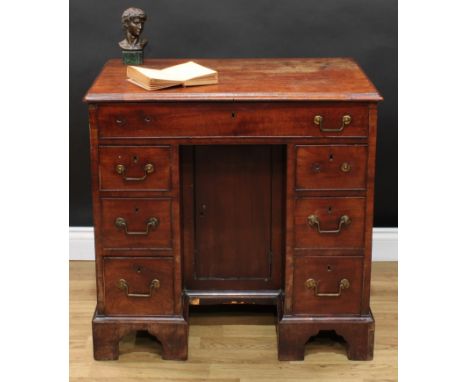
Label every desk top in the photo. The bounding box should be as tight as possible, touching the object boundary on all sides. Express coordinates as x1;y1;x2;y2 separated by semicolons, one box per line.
84;58;382;103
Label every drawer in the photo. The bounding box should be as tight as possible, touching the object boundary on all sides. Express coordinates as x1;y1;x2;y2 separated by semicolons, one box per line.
100;198;172;249
294;197;365;248
295;145;367;190
103;257;174;315
99;146;171;191
293;256;363;314
102;249;172;257
97;102;368;138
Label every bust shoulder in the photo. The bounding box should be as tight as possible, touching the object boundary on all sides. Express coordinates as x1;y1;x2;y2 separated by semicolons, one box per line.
119;38;148;50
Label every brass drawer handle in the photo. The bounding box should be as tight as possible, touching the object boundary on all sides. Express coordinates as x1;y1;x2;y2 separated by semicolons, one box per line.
115;217;159;235
314;115;352;132
307;214;351;234
305;278;350;297
117;278;160;298
340;162;351;172
115;163;154;181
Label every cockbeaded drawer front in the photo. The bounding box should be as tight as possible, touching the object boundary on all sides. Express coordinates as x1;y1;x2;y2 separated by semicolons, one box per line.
294;197;366;249
293;256;363;314
295;145;367;191
100;198;172;249
97;102;369;139
99;146;171;191
103;257;174;316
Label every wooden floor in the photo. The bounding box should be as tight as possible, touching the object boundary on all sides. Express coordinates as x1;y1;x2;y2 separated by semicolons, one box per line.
70;261;397;381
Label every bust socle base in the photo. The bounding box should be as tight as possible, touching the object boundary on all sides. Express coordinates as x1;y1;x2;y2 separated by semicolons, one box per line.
84;58;382;362
122;49;144;65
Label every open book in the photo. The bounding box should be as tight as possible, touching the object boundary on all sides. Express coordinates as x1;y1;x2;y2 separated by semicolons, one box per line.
127;61;218;90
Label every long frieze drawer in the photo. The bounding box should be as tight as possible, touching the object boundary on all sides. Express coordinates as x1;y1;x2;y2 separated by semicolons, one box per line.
102;249;172;257
103;257;174;316
99;146;172;191
97;102;369;138
293;256;363;314
295;145;367;190
100;198;172;249
294;197;366;249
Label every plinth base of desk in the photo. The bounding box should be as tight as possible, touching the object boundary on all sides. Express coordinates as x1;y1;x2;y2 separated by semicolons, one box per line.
92;310;188;361
277;311;375;361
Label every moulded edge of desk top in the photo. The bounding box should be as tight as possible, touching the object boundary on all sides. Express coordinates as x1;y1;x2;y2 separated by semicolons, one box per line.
84;58;383;103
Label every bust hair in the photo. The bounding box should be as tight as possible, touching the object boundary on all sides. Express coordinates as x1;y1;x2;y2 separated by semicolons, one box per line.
121;7;147;25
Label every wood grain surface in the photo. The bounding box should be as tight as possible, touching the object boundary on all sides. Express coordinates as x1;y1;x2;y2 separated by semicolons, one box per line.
98;146;172;191
84;58;382;102
95;102;370;139
182;145;284;291
295;145;368;191
292;256;363;314
100;198;173;249
102;257;174;316
70;260;397;381
294;197;366;249
86;58;382;363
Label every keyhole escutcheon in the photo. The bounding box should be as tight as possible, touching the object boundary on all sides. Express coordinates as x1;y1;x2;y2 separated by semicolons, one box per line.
199;204;207;217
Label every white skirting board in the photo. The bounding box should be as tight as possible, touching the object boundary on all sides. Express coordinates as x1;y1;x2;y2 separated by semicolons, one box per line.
69;227;398;261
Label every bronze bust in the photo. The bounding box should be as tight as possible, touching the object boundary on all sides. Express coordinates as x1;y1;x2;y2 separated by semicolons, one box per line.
119;7;148;51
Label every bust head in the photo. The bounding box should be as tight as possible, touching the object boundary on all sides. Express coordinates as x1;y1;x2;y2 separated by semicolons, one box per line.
119;7;148;50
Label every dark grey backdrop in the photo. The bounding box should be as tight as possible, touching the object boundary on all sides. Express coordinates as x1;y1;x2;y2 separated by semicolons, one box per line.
70;0;397;227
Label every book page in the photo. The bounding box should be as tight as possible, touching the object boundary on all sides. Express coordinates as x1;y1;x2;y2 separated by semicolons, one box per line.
129;66;163;80
130;61;216;82
159;61;216;81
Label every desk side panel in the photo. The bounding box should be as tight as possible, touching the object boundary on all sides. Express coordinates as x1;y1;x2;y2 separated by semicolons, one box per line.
88;104;105;313
361;104;378;314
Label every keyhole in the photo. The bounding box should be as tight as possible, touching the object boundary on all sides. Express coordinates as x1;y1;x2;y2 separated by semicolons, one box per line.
327;265;332;272
200;204;207;217
136;266;142;274
134;207;139;213
231;112;236;118
133;155;139;163
328;206;332;214
329;153;334;161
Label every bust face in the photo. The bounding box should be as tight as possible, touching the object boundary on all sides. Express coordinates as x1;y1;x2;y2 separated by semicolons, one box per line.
127;16;144;37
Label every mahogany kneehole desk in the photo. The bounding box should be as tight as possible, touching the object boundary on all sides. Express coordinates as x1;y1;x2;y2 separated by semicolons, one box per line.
84;58;382;361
